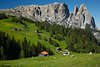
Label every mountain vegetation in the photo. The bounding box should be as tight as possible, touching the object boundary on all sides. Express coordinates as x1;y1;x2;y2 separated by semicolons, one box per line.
0;14;100;60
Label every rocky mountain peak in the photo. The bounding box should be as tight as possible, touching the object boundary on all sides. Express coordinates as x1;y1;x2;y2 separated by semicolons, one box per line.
80;4;87;10
77;3;87;15
7;3;96;29
67;4;95;29
73;5;79;16
9;3;69;25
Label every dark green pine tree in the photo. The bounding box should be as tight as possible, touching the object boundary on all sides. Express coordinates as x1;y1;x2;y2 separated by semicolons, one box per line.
22;37;28;57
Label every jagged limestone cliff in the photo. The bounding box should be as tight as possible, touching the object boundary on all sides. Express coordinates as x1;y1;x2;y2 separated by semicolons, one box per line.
7;3;96;29
9;3;69;25
67;4;96;29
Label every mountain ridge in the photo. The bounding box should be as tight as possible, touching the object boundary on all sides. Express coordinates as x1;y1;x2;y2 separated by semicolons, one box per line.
0;3;96;29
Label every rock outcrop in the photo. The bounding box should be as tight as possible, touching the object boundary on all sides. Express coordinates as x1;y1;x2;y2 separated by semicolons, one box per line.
8;3;96;29
67;4;96;29
94;32;100;42
9;3;69;25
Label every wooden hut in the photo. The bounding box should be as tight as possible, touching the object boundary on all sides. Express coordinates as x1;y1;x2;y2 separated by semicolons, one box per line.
39;51;48;56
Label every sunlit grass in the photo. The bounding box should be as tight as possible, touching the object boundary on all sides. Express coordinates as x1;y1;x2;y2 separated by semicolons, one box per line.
0;54;100;67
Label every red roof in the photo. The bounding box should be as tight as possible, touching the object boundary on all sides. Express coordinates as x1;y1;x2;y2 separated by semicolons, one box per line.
41;51;48;55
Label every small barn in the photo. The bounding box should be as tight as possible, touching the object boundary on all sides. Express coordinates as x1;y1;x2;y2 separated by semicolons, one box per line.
39;51;48;56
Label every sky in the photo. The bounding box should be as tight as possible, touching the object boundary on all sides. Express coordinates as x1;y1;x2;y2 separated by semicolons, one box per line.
0;0;100;28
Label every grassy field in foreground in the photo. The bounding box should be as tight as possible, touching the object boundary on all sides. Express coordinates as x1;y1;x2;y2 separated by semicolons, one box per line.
0;53;100;67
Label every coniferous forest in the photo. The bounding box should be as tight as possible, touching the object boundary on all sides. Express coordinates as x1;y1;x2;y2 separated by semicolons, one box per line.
0;14;100;60
0;31;53;60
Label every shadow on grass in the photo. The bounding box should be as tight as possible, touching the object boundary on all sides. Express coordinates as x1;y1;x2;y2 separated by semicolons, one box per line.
0;65;11;67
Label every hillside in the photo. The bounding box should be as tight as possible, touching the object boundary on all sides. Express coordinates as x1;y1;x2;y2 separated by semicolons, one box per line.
1;3;96;29
0;14;100;60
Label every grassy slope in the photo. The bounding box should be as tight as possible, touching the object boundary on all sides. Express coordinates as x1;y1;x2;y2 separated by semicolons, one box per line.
0;17;67;54
0;16;100;67
0;53;100;67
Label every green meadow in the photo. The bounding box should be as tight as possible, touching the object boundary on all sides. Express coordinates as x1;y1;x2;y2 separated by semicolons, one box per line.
0;15;100;67
0;53;100;67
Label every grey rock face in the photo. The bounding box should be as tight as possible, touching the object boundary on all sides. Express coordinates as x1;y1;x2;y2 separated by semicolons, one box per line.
73;5;79;16
10;3;69;25
9;3;96;29
94;32;100;42
67;4;96;29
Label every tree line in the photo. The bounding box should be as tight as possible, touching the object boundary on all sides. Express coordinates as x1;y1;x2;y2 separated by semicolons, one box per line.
0;14;100;55
9;15;100;53
33;20;100;53
0;32;53;60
